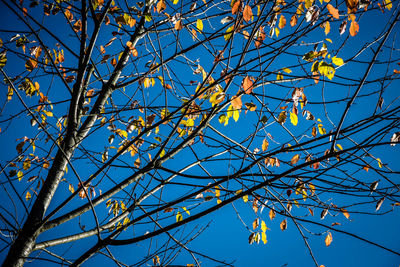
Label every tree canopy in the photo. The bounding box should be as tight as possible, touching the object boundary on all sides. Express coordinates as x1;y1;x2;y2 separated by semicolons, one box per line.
0;0;400;266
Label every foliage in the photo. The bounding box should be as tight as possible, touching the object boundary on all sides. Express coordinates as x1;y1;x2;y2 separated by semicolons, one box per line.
0;0;400;266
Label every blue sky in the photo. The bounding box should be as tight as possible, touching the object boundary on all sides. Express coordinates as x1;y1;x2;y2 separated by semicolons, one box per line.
0;0;400;266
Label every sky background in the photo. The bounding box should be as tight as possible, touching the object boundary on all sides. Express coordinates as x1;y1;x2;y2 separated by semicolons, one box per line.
0;0;400;266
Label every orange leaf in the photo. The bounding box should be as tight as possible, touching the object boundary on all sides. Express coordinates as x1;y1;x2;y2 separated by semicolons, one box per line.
111;58;117;67
341;208;350;219
325;232;333;246
280;219;287;231
278;15;286;29
175;20;183;31
290;154;300;165
231;95;242;109
156;0;166;13
269;209;276;220
349;20;359;36
243;76;253;94
232;1;241;14
243;5;253;22
327;4;340;19
290;15;298;27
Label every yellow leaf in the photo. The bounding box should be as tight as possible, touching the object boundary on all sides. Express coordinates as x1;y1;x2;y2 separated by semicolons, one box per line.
276;72;283;80
377;158;382;168
196;19;203;32
18;171;23;181
69;183;75;193
173;0;179;4
243;195;248;203
324;21;330;35
25;191;31;201
261;220;268;232
43;110;53;117
326;38;332;43
224;26;234;41
318;123;326;135
275;27;280;37
261;231;267;244
262;139;269;152
282;67;292;73
384;0;392;10
233;109;240;122
183;207;190;215
290;112;298;126
176;211;183;222
332;56;344;66
336;144;343;150
325;232;333;246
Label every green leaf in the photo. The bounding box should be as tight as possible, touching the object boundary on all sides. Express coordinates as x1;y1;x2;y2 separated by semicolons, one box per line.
224;26;234;41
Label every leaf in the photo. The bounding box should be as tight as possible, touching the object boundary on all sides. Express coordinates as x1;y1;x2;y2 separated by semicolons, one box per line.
224;26;234;41
336;144;343;150
290;15;298;27
231;95;242;109
25;59;38;72
390;132;400;145
332;56;344;66
176;211;183;222
376;197;385;211
291;154;300;165
377;158;383;168
277;111;287;124
318;62;335;80
69;184;75;193
232;1;240;14
282;67;292;73
243;5;253;22
278;15;286;29
23;158;31;170
252;218;259;230
183;206;190;215
17;171;23;181
341;209;350;219
318;124;326;135
324;21;330;35
262;139;269;152
280;219;287;231
290;112;298;126
261;220;268;232
156;0;166;13
0;51;7;68
25;191;31;201
261;231;267;244
269;209;275;220
339;20;347;35
384;0;392;10
325;232;333;246
276;72;283;80
243;195;248;203
349;20;359;36
321;208;328;220
243;76;253;94
233;109;240;122
327;4;339;19
196;19;203;32
175;20;183;30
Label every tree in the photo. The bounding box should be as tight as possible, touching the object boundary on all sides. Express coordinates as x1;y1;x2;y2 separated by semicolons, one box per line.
0;0;400;266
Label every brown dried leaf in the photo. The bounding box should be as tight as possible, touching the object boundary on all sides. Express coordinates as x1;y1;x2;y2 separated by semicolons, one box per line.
280;219;287;231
